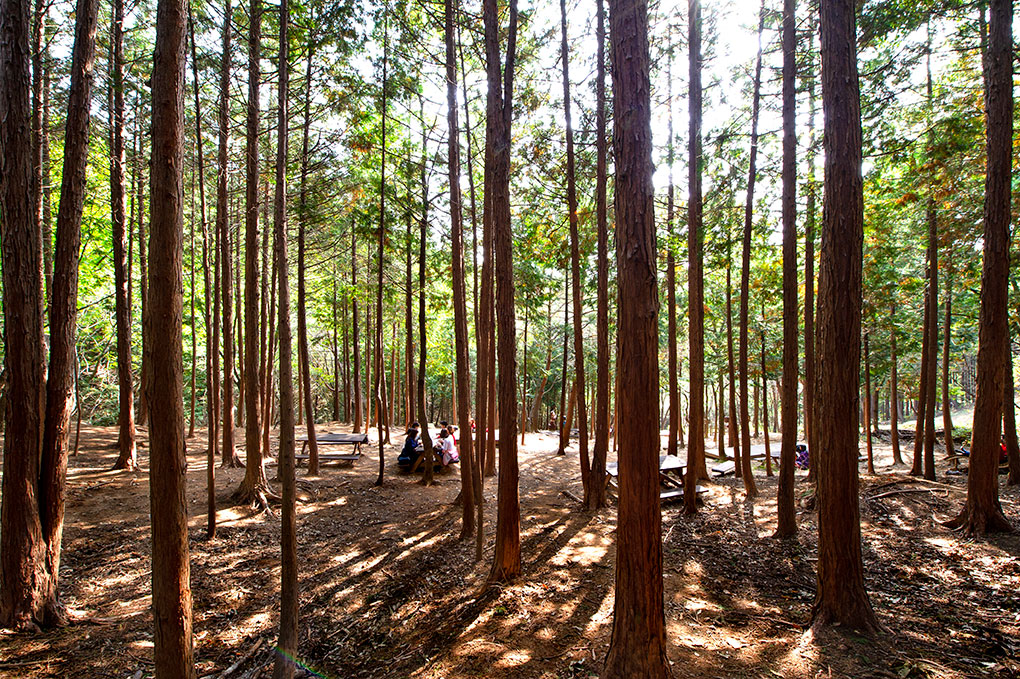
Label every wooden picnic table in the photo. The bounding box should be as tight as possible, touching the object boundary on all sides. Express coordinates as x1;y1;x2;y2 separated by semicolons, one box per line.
605;455;706;503
295;432;369;464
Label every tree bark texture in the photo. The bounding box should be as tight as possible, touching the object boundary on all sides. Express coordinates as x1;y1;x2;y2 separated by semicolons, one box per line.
601;0;671;674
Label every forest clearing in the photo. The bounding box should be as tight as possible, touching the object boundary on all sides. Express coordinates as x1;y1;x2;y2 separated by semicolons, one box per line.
0;425;1018;678
1;0;1019;672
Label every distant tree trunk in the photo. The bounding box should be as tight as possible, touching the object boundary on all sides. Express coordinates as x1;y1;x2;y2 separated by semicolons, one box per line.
804;35;818;482
946;0;1012;535
352;225;362;434
912;266;931;477
271;0;298;673
761;337;771;476
188;11;216;537
942;262;955;458
889;305;902;465
737;0;766;499
726;264;737;473
236;0;271;507
557;276;569;456
684;0;706;516
601;0;671;673
666;42;679;462
863;331;874;474
417;95;435;487
217;0;240;468
923;200;938;481
445;0;476;537
590;0;609;510
147;0;196;668
298;33;319;476
137;156;150;427
811;0;880;634
375;18;390;487
111;0;137;470
333;264;341;422
776;0;798;537
485;0;521;583
1005;333;1019;486
404;201;415;427
559;0;590;503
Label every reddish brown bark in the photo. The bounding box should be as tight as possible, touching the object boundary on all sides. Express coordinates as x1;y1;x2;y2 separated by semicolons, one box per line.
601;0;671;673
890;306;903;465
811;0;880;634
298;33;319;476
946;0;1012;535
147;0;196;669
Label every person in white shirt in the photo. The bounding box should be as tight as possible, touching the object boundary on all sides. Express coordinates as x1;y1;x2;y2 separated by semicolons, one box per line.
438;428;459;466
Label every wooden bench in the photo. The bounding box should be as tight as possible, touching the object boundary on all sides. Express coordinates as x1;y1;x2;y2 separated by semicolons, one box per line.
606;455;707;503
295;432;369;464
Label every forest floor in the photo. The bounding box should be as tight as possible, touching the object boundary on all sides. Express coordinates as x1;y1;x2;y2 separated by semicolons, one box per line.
1;422;1018;679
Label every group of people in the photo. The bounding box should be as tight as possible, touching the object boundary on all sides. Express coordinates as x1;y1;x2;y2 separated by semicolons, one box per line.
397;421;460;470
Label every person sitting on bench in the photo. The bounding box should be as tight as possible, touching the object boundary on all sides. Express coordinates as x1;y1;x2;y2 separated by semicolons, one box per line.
437;428;459;466
398;423;422;468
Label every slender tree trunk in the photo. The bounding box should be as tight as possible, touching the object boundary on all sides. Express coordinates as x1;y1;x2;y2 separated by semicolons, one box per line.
923;200;938;481
484;0;521;583
890;305;902;465
601;0;671;673
559;0;590;503
1004;332;1019;486
188;11;216;537
298;34;319;475
272;0;298;672
942;261;955;457
111;0;137;470
333;265;341;422
737;0;766;499
147;0;196;668
776;0;798;536
446;0;476;536
217;0;240;468
666;41;679;462
557;277;570;455
811;0;880;633
589;0;609;505
726;263;737;472
761;337;771;476
864;331;874;474
375;18;390;486
137;155;150;427
237;0;270;506
912;266;931;477
352;224;362;433
947;0;1012;535
684;0;706;515
804;35;818;482
417;95;435;487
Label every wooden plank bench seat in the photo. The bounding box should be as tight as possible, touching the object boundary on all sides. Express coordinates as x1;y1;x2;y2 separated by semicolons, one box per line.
294;432;369;464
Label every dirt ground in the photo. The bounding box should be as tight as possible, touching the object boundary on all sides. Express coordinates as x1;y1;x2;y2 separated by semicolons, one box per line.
1;423;1018;678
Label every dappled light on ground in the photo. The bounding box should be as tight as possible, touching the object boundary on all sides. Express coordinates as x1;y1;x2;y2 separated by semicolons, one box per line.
0;425;1017;677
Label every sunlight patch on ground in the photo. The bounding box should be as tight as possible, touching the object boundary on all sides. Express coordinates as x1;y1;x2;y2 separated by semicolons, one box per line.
548;532;611;568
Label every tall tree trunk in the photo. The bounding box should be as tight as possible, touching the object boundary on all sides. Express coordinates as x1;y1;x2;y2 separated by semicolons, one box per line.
559;0;590;503
589;0;609;506
557;277;570;455
188;10;216;537
375;18;389;486
946;0;1012;534
352;224;362;433
404;194;415;427
863;331;874;474
601;0;671;673
217;0;240;468
31;0;44;300
737;0;765;499
333;264;341;422
923;201;938;481
776;0;798;536
0;0;49;627
811;0;880;634
298;33;319;475
761;337;771;476
38;0;99;627
684;0;706;515
446;0;476;536
726;262;737;473
1004;331;1019;486
147;0;196;668
912;265;931;477
890;305;902;465
666;39;679;464
272;0;298;672
237;0;270;506
417;94;435;487
111;0;137;470
484;0;521;583
942;261;955;457
137;152;150;427
804;34;818;482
